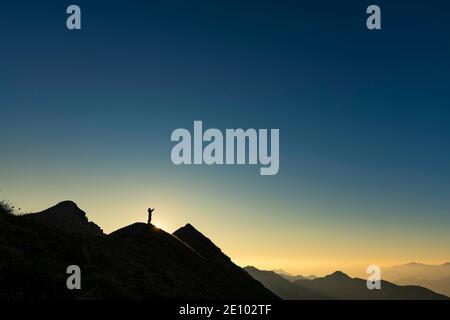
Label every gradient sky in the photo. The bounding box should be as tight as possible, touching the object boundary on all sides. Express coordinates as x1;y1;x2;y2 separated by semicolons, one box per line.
1;1;450;277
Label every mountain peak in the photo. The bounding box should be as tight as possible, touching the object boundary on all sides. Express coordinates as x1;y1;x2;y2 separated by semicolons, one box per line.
325;271;351;280
26;201;103;235
54;200;79;210
179;223;200;233
245;265;258;271
174;223;229;262
272;268;291;276
109;222;160;237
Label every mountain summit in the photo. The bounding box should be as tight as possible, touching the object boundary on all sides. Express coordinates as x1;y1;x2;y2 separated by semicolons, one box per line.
324;271;351;280
174;223;230;262
24;200;103;235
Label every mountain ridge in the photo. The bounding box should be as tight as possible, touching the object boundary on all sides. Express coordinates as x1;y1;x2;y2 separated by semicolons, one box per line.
0;201;277;300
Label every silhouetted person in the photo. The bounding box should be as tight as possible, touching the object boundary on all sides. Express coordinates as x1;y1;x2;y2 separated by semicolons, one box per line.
147;208;155;224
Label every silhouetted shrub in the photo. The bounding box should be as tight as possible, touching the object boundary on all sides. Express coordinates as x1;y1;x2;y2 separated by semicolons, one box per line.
0;200;14;215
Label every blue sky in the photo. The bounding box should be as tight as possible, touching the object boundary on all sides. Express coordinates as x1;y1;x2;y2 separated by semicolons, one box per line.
1;0;450;275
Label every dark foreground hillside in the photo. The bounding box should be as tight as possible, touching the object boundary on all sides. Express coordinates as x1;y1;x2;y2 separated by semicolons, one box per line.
0;201;277;300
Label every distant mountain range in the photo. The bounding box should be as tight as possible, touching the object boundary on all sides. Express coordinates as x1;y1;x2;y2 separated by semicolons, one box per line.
383;262;450;297
244;266;449;300
0;201;276;299
384;262;450;280
272;269;317;281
